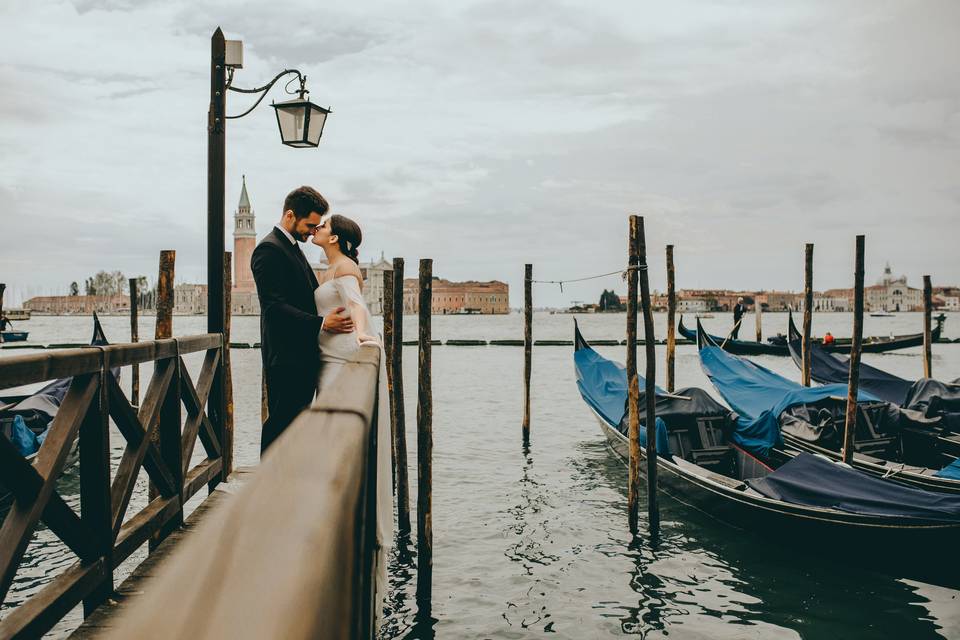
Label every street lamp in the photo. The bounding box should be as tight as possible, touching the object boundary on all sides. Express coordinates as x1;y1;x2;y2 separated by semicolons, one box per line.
206;27;332;480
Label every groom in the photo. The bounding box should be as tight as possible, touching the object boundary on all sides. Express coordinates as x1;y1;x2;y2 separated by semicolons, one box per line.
251;185;354;454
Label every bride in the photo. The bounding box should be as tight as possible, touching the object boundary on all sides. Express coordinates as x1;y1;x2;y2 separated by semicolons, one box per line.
310;213;393;619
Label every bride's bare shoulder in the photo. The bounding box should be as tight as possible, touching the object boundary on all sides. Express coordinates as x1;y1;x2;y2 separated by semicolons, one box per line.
333;260;364;289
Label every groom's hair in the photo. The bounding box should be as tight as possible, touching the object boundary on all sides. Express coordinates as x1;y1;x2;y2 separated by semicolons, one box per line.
283;186;329;219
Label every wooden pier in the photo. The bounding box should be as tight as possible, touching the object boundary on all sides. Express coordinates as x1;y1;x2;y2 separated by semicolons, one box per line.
0;336;384;639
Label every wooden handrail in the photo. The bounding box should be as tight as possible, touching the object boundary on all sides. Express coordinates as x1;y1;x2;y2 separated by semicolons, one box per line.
0;333;226;638
0;334;222;390
101;345;382;640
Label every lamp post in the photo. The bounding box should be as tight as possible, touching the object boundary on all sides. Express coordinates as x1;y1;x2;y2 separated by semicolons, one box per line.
207;27;331;480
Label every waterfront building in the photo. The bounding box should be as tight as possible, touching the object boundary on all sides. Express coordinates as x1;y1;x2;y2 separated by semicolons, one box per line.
403;278;509;314
934;287;960;311
863;264;922;312
23;295;129;314
174;283;207;315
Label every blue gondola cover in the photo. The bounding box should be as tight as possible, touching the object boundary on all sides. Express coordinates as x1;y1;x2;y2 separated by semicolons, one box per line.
935;458;960;480
748;453;960;522
699;345;878;456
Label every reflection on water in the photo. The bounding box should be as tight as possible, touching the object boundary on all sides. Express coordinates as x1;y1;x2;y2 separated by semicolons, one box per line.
3;316;958;638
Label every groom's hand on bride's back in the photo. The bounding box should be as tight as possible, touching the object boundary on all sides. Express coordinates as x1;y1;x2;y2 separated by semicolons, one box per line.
322;307;354;333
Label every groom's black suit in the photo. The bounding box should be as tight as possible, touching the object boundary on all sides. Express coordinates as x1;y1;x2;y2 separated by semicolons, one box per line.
251;227;323;453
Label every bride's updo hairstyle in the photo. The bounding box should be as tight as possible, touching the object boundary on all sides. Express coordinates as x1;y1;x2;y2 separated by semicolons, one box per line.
330;214;362;264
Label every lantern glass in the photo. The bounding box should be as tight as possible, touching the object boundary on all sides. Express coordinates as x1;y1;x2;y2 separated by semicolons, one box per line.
272;98;332;148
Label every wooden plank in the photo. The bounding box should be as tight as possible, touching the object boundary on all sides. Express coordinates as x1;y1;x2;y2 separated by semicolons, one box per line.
112;495;182;568
0;373;98;603
105;374;176;497
110;359;175;536
179;350;221;473
0;560;108;640
0;349;101;390
90;409;372;639
183;458;222;502
221;251;234;482
153;349;183;548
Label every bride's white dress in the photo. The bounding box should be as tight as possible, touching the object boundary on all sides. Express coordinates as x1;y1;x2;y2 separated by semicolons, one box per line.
314;276;393;621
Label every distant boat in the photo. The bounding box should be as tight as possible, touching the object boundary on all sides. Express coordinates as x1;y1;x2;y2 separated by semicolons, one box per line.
573;320;960;576
695;313;715;319
870;312;895;317
0;331;28;342
678;312;946;356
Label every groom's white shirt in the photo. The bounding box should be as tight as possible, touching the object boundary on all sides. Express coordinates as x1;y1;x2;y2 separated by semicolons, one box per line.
274;224;297;245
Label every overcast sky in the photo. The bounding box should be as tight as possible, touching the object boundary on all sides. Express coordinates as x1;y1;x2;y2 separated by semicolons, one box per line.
1;0;958;307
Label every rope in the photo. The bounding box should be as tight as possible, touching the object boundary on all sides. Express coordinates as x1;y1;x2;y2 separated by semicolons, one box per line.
527;265;644;293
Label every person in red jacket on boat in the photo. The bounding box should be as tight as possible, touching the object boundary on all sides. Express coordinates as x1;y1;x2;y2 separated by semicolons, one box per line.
823;331;835;346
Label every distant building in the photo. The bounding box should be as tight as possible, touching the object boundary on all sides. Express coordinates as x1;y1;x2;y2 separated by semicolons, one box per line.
403;278;509;314
360;253;393;316
232;176;261;315
23;295;129;314
934;287;960;311
678;298;708;312
864;263;922;312
174;284;207;315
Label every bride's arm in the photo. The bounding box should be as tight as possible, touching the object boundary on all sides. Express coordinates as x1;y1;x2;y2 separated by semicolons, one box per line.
332;264;378;345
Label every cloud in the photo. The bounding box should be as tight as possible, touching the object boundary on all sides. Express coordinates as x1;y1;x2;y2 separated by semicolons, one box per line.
0;0;958;309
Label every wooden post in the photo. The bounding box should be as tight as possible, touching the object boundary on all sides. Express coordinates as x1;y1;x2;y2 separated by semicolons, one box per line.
522;264;532;447
665;246;676;393
801;244;814;386
841;235;865;464
79;361;113;615
129;278;140;406
221;252;234;481
637;217;659;536
625;217;641;535
261;375;269;424
0;283;5;344
416;259;433;603
383;269;397;494
392;258;411;536
923;275;932;378
755;296;763;343
151;250;176;551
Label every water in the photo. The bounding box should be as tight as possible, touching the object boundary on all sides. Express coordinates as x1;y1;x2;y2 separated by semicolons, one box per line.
2;312;959;638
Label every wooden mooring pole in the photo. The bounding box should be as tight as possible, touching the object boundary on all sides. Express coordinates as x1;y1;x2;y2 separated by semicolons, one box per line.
0;283;6;344
392;257;411;535
923;275;933;378
416;259;433;603
755;296;763;343
129;277;140;406
637;217;659;536
842;235;865;464
801;244;814;386
665;246;676;393
625;218;641;535
150;250;176;551
522;263;532;447
383;268;397;494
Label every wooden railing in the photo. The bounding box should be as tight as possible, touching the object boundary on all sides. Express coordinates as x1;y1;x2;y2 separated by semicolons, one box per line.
100;345;383;640
0;334;225;638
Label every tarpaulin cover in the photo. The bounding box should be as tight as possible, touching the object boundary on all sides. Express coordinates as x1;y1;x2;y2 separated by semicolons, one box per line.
748;452;960;522
935;458;960;480
788;333;913;405
699;345;878;456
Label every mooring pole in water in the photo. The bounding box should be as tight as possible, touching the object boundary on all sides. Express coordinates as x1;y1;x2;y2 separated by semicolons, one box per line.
522;263;532;447
625;218;641;535
150;250;176;552
842;235;865;465
923;275;933;378
665;246;676;393
260;375;269;424
802;243;814;387
0;283;4;344
383;268;397;494
637;217;660;536
392;257;411;536
416;258;433;603
221;252;234;482
755;295;763;343
129;277;140;407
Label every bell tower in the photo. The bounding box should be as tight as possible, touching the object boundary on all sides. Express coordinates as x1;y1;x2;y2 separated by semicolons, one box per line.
233;175;257;293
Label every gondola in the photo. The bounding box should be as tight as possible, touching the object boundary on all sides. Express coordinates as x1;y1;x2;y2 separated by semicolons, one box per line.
678;313;946;356
695;318;960;494
1;314;114;515
1;331;28;343
787;313;960;424
573;321;960;570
